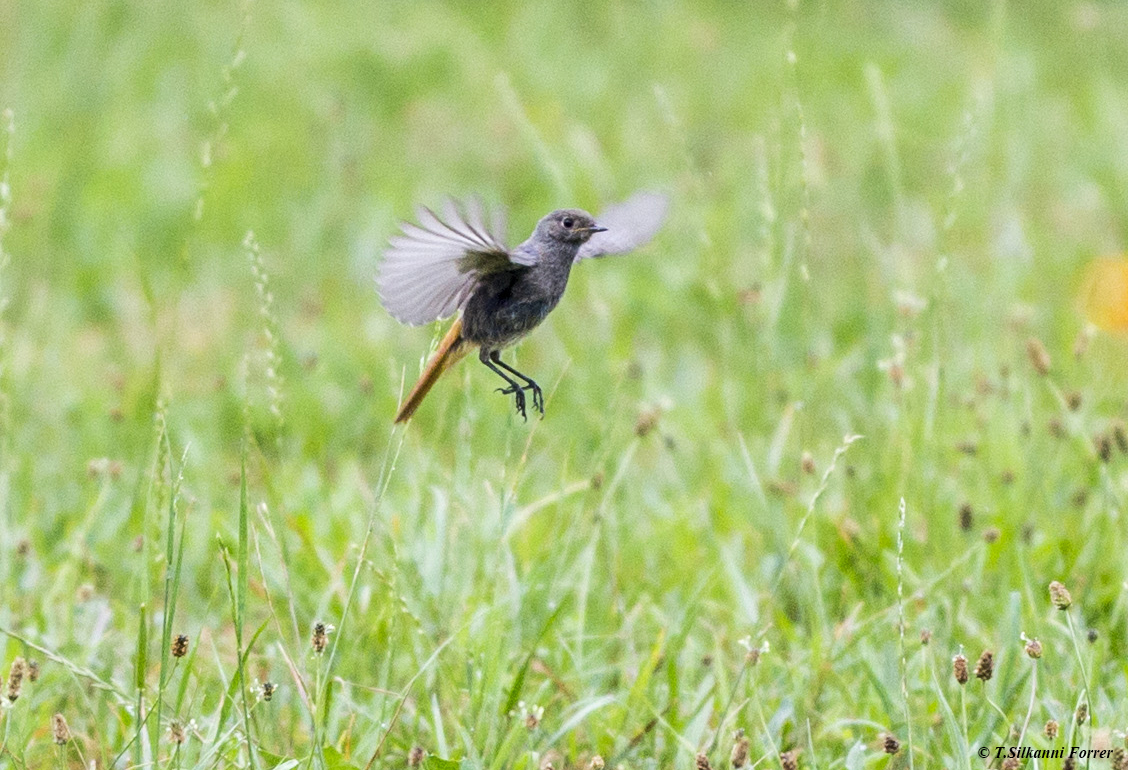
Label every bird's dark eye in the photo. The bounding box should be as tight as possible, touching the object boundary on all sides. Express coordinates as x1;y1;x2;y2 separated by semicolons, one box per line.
562;217;574;228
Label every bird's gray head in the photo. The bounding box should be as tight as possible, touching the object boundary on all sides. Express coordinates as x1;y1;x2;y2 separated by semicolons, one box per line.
536;209;607;244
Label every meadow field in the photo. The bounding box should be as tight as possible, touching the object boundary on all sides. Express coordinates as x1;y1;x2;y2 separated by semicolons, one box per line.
2;0;1128;767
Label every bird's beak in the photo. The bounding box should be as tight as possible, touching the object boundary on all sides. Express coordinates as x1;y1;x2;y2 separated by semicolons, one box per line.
586;225;608;234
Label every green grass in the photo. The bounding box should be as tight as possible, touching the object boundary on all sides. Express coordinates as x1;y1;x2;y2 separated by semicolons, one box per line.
2;0;1128;767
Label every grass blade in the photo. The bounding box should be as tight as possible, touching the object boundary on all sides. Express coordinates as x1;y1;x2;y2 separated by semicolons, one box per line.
503;600;568;717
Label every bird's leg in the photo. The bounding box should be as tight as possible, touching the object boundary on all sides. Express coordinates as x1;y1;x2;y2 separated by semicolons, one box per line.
479;348;528;420
490;351;544;416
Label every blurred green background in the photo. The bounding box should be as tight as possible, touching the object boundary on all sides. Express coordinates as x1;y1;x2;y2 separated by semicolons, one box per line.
2;0;1127;766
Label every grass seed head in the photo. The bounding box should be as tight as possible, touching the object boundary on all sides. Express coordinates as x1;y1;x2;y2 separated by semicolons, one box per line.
881;734;900;754
312;621;329;654
974;650;994;681
262;681;276;701
956;439;978;455
1066;390;1082;411
1111;747;1128;770
635;407;659;437
886;363;906;388
27;659;39;682
1113;421;1128;454
1024;637;1043;659
738;284;763;305
1096;433;1113;462
520;702;544;731
953;653;969;684
1026;336;1051;375
6;657;26;702
800;451;815;475
695;752;712;770
588;756;605;770
169;719;187;744
172;634;189;658
408;746;425;767
730;729;749;768
1049;581;1072;610
959;503;973;531
1073;325;1094;359
52;713;71;744
767;479;798;497
1001;758;1020;770
1045;720;1059;739
1075;703;1088;725
780;749;799;770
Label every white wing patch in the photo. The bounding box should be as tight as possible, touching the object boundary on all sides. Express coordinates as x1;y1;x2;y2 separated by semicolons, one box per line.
576;191;670;262
377;199;510;326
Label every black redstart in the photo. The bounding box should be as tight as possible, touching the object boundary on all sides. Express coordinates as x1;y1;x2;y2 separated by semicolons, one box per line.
378;191;668;422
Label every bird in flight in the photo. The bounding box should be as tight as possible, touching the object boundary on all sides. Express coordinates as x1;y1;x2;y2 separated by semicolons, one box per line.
378;191;669;423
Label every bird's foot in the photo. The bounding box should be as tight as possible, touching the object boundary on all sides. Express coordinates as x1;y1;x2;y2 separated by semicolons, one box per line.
495;386;528;421
528;382;544;416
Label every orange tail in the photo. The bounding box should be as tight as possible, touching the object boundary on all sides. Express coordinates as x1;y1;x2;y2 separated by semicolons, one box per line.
395;318;472;423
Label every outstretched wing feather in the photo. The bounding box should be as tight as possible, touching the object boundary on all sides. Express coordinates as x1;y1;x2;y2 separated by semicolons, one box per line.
575;191;670;262
377;199;512;326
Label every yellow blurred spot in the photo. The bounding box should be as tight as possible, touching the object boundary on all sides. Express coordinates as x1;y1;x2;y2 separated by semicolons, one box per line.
1080;256;1128;331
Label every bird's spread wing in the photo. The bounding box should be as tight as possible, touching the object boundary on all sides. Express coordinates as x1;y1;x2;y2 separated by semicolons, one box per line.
377;199;516;326
576;191;670;262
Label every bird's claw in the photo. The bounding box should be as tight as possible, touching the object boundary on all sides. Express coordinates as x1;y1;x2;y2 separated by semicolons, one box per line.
496;385;528;420
496;383;544;420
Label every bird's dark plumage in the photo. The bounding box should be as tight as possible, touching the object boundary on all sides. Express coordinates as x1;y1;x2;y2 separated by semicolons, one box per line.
378;191;669;422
